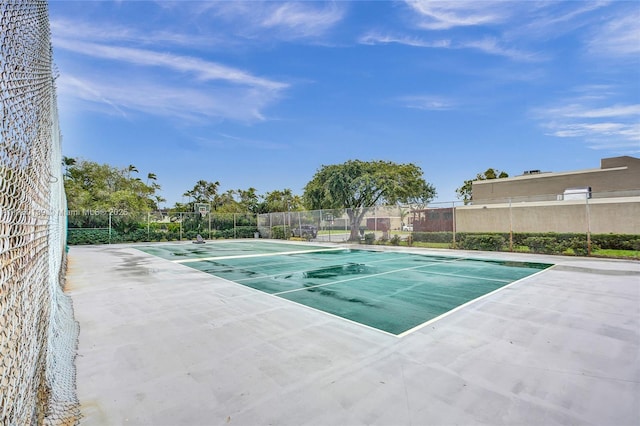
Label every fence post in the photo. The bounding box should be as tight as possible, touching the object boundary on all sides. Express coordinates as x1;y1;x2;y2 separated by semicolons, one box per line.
147;211;150;241
108;212;112;244
282;212;286;239
179;212;183;241
586;196;592;255
345;210;348;234
509;198;513;252
374;206;377;236
234;213;237;239
452;202;457;248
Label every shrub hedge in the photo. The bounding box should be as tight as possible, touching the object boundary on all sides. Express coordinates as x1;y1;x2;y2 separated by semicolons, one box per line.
67;226;259;245
409;232;638;255
67;226;640;257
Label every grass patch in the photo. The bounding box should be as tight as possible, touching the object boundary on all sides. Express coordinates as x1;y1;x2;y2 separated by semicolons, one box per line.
591;249;640;259
402;241;451;249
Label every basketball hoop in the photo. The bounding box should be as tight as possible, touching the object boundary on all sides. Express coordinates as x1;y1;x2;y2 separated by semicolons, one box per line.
195;203;210;218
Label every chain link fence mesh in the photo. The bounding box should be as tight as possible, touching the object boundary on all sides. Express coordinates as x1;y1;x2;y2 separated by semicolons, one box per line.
1;1;80;424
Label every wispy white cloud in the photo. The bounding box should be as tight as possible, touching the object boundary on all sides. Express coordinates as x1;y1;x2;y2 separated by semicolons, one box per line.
397;95;456;111
359;32;450;48
206;1;346;40
50;18;227;49
57;73;278;124
261;2;344;37
405;0;510;30
58;75;129;118
586;9;640;57
53;27;289;124
463;37;545;62
54;38;287;91
505;1;610;40
549;104;640;119
359;32;542;62
533;93;640;151
399;1;621;64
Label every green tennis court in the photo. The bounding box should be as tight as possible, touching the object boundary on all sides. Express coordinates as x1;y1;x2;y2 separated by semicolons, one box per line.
138;241;552;335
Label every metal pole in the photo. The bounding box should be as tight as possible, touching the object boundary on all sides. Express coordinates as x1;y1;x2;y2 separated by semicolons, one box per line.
509;198;513;252
586;196;592;255
108;212;112;244
374;206;377;238
345;210;348;234
452;201;457;248
147;211;150;241
180;212;183;241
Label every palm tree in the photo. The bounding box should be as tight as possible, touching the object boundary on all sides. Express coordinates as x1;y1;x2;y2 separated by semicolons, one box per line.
62;156;76;177
126;164;138;178
153;195;166;210
146;172;157;185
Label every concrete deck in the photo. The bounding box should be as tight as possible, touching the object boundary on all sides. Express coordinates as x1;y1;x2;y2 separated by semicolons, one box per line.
66;242;640;425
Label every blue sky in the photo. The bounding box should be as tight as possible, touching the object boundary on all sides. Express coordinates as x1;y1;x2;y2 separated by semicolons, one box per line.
49;1;640;207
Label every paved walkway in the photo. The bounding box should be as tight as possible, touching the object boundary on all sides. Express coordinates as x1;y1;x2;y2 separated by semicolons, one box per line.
67;242;640;425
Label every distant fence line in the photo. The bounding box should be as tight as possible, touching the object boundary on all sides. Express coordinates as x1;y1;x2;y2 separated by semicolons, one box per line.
66;190;639;247
257;194;639;239
67;211;259;244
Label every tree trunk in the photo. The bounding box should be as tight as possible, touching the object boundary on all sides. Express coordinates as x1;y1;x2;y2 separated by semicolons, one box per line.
347;208;366;241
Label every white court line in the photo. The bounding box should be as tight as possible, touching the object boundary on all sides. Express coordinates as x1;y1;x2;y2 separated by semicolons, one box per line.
396;266;554;338
234;252;433;282
171;247;346;264
169;246;553;337
273;257;465;296
271;257;518;297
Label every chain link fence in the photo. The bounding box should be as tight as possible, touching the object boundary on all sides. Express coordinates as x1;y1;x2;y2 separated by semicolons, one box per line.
257;205;419;243
67;210;258;244
0;1;80;424
256;194;639;255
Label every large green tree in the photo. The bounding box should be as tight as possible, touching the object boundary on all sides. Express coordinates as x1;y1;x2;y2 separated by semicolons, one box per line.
260;188;303;213
303;160;436;240
456;168;509;205
181;180;220;211
236;187;260;214
63;159;162;226
174;182;264;214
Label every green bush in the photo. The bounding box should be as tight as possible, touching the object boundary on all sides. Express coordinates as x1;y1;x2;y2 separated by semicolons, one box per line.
213;229;233;239
213;227;258;239
67;228;111;245
523;237;563;254
591;234;640;250
271;225;288;240
236;226;259;238
459;234;506;251
184;230;198;240
563;237;600;256
412;232;454;243
67;220;638;257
